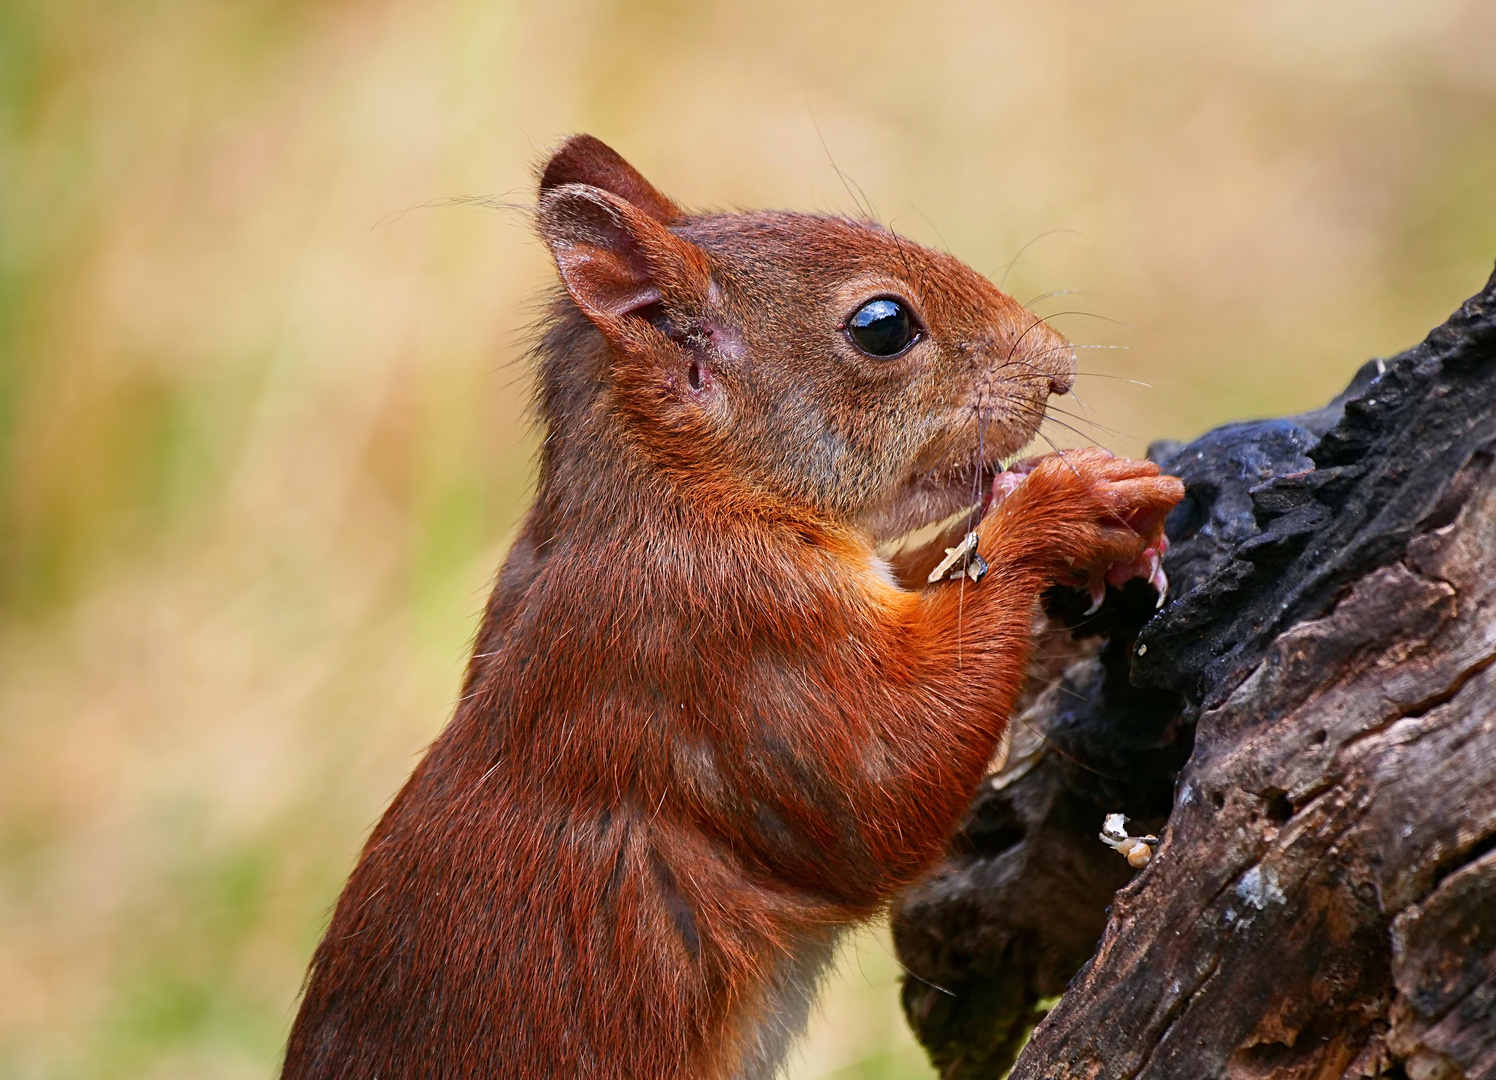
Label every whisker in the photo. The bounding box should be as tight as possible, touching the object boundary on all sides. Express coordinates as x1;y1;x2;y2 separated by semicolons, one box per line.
1007;342;1132;354
969;405;986;535
1032;430;1083;482
998;315;1069;377
1043;406;1133;441
997;229;1081;290
1033;309;1136;330
910;204;952;255
1066;387;1100;430
808;105;878;224
1040;417;1116;453
372;192;526;230
1000;394;1133;445
1022;288;1096;308
1029;435;1144;533
1008;712;1126;782
1073;372;1152;387
998;391;1126;432
957;401;993;670
981;350;1151;390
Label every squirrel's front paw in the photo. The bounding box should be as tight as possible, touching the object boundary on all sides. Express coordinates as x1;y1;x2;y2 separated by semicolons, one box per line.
988;448;1184;607
1084;533;1170;614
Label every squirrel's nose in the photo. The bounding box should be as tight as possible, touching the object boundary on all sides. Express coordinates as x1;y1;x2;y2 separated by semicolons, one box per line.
1048;373;1074;396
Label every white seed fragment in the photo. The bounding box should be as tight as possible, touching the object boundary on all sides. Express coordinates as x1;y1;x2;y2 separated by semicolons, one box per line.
1100;812;1159;870
927;531;980;584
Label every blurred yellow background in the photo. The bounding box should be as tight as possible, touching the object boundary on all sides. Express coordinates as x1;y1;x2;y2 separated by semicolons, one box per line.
2;1;1494;1077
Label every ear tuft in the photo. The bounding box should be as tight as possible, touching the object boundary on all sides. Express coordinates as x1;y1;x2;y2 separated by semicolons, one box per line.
539;135;684;225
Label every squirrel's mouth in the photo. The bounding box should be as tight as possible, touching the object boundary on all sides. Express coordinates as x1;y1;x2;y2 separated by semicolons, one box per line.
858;401;1051;545
859;458;1003;547
854;366;1063;546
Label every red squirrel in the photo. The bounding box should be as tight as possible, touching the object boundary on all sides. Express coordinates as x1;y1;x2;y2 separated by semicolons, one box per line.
280;135;1184;1080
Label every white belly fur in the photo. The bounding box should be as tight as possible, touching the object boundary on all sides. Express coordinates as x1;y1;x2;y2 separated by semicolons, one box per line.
729;927;843;1080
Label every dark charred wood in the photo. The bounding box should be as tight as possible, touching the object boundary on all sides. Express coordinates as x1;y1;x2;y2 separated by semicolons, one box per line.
892;267;1496;1080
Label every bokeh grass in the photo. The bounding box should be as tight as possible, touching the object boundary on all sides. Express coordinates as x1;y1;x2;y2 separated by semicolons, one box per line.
2;1;1495;1078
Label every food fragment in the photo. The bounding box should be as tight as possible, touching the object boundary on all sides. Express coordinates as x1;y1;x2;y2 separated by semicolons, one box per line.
1100;812;1158;869
927;532;988;584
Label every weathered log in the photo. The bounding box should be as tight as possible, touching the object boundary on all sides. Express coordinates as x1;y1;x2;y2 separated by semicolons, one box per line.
892;268;1496;1080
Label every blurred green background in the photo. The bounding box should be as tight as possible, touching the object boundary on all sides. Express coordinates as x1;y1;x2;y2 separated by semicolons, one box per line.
2;1;1494;1077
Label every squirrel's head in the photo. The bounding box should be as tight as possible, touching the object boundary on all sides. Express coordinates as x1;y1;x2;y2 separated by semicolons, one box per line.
536;134;1075;544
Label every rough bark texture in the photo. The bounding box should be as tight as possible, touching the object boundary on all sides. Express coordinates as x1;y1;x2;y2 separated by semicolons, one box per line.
892;268;1496;1080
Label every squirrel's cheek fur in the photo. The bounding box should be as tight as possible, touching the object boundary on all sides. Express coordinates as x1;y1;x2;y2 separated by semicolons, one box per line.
278;135;1184;1080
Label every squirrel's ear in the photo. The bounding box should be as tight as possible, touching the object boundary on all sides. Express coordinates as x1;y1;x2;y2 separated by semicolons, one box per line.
537;183;710;328
539;135;684;225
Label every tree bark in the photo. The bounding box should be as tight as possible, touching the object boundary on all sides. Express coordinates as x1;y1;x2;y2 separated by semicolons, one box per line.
892;268;1496;1080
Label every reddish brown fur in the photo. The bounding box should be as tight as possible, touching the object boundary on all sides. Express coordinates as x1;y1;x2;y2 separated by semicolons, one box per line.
280;135;1183;1080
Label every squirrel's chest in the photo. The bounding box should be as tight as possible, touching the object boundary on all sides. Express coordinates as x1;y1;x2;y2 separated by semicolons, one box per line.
725;927;842;1080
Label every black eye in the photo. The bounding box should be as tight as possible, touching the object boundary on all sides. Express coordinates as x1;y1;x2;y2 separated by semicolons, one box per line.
846;298;918;358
